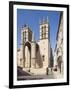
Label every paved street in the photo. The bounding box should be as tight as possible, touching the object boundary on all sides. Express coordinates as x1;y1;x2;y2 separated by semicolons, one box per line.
17;67;63;80
18;74;55;80
18;69;56;80
17;67;31;76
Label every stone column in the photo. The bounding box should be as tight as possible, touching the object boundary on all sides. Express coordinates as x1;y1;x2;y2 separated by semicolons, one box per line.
31;43;36;68
31;33;36;68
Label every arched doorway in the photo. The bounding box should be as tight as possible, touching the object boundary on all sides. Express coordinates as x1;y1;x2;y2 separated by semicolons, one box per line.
57;56;62;73
36;44;43;68
24;42;31;68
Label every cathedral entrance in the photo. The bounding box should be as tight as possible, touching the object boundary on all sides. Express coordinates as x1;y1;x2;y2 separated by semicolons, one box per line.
24;42;31;68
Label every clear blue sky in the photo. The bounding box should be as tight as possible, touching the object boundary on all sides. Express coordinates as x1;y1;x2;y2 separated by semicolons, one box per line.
17;9;60;52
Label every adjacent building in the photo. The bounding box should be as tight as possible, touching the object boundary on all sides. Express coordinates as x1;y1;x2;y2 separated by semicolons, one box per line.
54;12;63;74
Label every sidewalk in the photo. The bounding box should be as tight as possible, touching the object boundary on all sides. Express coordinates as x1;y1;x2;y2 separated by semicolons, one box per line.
53;70;63;79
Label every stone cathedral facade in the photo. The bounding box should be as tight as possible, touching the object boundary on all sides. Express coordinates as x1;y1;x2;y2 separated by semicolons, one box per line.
17;19;52;75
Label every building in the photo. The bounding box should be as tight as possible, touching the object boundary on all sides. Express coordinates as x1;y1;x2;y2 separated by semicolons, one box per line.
49;47;54;68
54;12;63;74
17;18;53;75
54;45;57;67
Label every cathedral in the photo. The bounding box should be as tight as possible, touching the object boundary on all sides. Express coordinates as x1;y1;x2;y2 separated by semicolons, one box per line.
17;18;53;75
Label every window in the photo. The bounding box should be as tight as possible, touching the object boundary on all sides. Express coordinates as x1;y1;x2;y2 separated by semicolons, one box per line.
24;31;27;41
44;26;46;38
41;26;46;39
24;37;26;41
20;59;22;66
42;55;45;61
57;49;59;55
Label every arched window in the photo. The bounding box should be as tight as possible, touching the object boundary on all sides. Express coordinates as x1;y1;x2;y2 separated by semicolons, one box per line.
20;59;22;66
43;26;46;38
41;26;44;39
24;31;26;41
42;55;45;61
41;26;46;39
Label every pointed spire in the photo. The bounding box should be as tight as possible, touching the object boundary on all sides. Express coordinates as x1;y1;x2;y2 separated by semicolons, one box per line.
39;19;41;24
47;16;49;23
43;17;45;23
24;24;27;27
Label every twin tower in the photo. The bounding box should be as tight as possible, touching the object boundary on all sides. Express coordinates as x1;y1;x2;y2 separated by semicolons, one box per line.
17;18;51;75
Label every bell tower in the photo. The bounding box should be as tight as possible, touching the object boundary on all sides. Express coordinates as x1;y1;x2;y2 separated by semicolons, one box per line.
20;24;32;68
39;18;50;40
22;24;32;43
38;17;50;69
